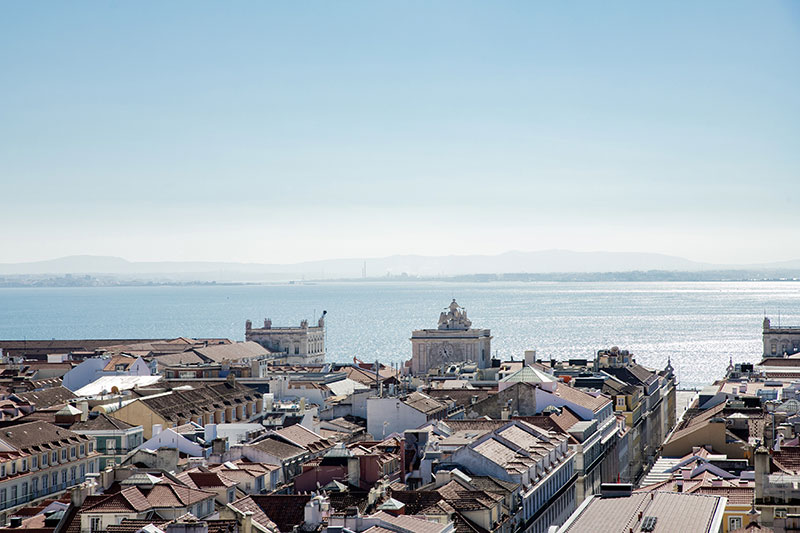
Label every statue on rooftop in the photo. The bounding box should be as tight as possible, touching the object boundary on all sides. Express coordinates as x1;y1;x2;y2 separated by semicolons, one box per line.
438;299;472;330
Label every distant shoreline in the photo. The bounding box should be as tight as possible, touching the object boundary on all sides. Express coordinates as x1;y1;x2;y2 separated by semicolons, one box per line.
1;269;799;288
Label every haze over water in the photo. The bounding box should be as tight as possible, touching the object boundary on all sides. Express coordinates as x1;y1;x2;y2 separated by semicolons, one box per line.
2;280;799;389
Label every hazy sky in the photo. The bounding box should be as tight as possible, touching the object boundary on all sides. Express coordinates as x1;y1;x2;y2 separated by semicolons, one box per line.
1;2;798;264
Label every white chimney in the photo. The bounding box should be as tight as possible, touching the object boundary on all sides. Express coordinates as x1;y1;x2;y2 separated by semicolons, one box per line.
304;496;323;527
205;424;217;442
152;424;162;437
525;350;537;366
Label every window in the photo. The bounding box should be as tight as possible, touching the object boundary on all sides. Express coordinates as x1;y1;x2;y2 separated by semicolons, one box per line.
70;446;76;459
42;453;48;466
11;462;16;475
89;442;93;453
21;459;27;471
61;449;67;461
70;466;76;482
0;489;5;505
52;451;58;464
106;440;116;455
52;472;58;487
0;464;4;477
61;470;67;484
80;444;85;456
42;474;48;491
729;517;742;530
32;456;38;469
10;486;16;504
80;463;86;478
90;517;101;532
32;478;38;496
616;397;626;407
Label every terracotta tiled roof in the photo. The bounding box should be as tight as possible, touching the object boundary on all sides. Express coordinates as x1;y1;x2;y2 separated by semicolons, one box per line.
552;383;611;414
230;495;311;532
404;392;449;415
0;421;89;450
178;470;237;489
561;491;726;533
102;355;137;372
69;413;137;431
329;489;371;514
772;446;800;474
426;389;492;409
82;487;152;513
251;436;307;460
273;424;336;452
12;387;76;409
691;485;754;505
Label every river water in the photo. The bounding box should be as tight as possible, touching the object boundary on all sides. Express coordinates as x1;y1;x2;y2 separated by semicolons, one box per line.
1;281;799;389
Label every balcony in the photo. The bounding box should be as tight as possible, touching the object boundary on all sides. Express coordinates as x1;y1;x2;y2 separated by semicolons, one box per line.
0;481;75;511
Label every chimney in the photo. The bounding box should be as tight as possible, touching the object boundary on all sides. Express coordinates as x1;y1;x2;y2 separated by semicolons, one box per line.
204;424;217;442
304;496;322;528
676;479;683;493
525;350;536;366
70;484;87;507
212;438;228;456
78;401;89;422
242;511;254;533
152;424;162;437
755;446;769;502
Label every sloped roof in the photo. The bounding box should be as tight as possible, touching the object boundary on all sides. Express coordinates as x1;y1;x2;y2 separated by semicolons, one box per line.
500;365;556;384
560;491;726;533
552;383;611;414
230;495;311;533
177;470;237;489
404;392;448;415
70;412;138;431
103;355;138;372
0;421;88;450
251;436;306;460
13;386;76;409
273;424;336;452
326;378;370;397
154;351;206;367
73;375;163;397
194;341;269;363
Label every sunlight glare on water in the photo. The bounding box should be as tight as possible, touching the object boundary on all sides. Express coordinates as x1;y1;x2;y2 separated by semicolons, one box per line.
1;281;799;389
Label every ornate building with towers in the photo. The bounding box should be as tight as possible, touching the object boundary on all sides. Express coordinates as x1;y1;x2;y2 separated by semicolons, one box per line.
246;311;326;364
763;316;800;357
409;299;491;375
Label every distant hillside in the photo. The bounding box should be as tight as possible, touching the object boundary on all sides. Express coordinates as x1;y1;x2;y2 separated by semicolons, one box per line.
0;250;798;282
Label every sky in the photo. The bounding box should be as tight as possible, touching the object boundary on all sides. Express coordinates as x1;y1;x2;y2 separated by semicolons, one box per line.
1;2;799;265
